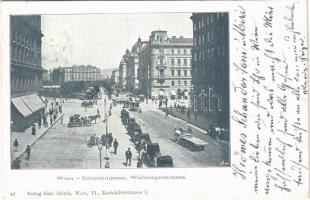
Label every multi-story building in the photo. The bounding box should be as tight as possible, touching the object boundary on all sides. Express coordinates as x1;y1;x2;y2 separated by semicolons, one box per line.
138;31;193;98
118;58;127;90
52;65;101;84
111;69;119;86
190;13;229;128
125;38;148;92
10;15;46;131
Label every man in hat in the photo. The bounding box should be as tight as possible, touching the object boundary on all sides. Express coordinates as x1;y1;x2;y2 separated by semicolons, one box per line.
13;138;19;151
113;139;119;155
31;125;36;135
125;148;132;166
25;145;31;160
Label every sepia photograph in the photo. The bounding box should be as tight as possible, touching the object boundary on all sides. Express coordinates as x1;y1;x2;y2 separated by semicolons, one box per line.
10;13;230;169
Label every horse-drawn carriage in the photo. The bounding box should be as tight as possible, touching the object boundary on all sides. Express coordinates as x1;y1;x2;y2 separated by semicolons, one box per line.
81;100;94;108
156;155;174;167
68;114;82;127
121;109;129;125
140;143;161;167
127;122;142;138
68;114;100;127
207;126;229;141
173;127;207;151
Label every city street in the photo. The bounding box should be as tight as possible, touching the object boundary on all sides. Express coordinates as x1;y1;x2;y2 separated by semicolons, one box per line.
19;94;229;169
20;96;139;169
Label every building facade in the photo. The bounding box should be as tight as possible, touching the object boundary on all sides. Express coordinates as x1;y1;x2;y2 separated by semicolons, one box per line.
138;31;193;98
111;69;119;86
10;15;46;131
190;13;229;128
52;65;101;84
125;38;148;92
118;58;127;90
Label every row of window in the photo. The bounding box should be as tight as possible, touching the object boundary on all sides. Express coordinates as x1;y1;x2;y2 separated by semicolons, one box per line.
12;76;38;89
65;69;100;73
193;46;226;61
158;58;192;66
193;13;226;31
170;58;192;66
158;48;191;55
193;28;226;46
171;69;191;76
194;32;212;46
171;80;192;86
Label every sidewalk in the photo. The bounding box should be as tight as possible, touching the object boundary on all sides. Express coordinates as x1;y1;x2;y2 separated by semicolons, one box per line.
158;107;216;131
11;113;64;161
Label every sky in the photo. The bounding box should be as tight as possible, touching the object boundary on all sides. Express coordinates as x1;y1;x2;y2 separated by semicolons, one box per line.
41;13;193;70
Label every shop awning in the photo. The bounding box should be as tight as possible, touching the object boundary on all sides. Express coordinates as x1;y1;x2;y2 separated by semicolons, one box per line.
21;94;45;113
11;97;32;117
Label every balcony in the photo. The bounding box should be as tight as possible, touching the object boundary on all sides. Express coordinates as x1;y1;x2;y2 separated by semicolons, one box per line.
155;64;167;70
157;76;165;84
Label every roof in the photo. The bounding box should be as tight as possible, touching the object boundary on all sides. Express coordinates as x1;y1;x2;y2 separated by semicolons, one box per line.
168;37;193;44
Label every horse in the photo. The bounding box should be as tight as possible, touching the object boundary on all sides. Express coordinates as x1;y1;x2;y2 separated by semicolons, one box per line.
88;114;100;124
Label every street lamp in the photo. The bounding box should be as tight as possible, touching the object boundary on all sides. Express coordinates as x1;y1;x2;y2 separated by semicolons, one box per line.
96;139;103;168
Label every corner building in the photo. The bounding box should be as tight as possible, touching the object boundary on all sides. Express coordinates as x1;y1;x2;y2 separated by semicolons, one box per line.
139;31;193;98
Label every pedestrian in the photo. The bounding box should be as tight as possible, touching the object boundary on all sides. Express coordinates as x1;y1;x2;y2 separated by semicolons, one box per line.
113;139;118;155
38;118;42;128
25;145;31;160
13;138;19;151
60;115;63;124
165;110;169;118
97;108;100;116
50;116;53;125
12;158;21;169
137;159;142;168
53;114;56;123
108;133;113;147
125;148;132;166
104;161;110;168
43;115;47;127
32;125;36;135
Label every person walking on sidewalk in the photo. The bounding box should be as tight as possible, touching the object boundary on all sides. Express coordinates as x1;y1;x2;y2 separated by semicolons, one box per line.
25;145;31;160
50;116;53;125
108;133;113;147
97;108;100;118
53;114;57;123
13;138;19;151
32;125;36;136
12;158;21;169
113;139;118;155
125;148;132;166
165;109;169;119
187;109;191;120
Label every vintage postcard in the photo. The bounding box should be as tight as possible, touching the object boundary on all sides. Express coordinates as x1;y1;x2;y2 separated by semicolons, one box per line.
0;1;309;199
